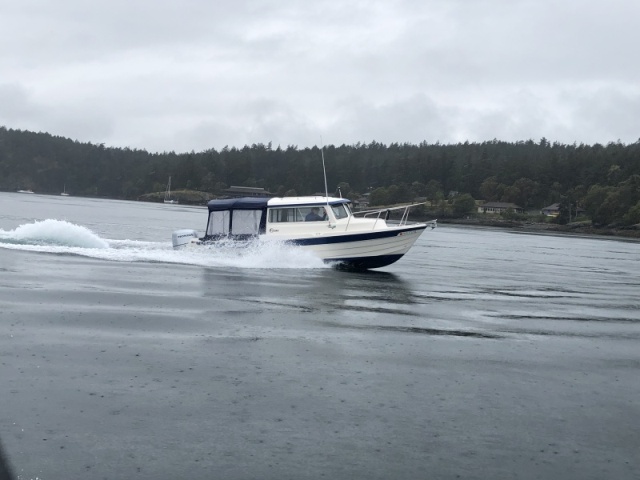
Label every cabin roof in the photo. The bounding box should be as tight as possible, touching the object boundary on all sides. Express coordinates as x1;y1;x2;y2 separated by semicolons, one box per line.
207;196;351;212
207;197;270;212
542;203;560;210
268;196;348;207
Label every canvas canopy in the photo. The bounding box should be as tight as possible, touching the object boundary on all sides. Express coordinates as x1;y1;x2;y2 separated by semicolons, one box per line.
207;197;269;212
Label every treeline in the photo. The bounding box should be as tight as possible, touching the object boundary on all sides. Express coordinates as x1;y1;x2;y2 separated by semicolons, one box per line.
1;126;639;225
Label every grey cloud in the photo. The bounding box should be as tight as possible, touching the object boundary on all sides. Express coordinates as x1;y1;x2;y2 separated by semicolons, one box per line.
0;82;114;143
567;87;640;144
1;0;639;152
0;83;36;120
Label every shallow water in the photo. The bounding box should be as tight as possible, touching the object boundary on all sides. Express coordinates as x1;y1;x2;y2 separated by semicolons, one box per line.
1;192;639;480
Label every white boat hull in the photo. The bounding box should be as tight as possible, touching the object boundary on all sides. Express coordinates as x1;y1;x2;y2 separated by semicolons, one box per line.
172;225;429;269
275;225;427;268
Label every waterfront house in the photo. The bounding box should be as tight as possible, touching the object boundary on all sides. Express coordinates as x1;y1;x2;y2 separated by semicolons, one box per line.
541;203;561;216
478;202;524;214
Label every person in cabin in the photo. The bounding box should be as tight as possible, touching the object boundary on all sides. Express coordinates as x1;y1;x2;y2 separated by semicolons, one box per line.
305;207;324;221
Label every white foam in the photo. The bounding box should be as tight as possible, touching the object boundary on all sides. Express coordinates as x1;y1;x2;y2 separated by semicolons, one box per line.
0;219;109;248
0;220;328;270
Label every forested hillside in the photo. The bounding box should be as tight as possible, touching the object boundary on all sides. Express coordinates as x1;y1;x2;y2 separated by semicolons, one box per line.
1;126;639;226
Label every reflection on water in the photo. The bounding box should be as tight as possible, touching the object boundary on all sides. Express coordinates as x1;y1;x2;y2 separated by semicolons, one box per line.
200;267;415;310
199;266;503;339
197;225;640;341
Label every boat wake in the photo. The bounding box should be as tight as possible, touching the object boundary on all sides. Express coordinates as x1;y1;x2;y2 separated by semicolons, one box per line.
0;219;108;248
0;219;327;269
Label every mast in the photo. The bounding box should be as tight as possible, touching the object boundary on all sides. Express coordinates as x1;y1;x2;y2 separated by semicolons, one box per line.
321;137;329;208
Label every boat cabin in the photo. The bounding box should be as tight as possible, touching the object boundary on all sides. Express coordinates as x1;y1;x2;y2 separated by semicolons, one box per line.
203;196;351;240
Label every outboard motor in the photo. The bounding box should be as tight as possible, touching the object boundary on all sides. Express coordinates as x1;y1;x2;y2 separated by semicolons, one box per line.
172;229;199;248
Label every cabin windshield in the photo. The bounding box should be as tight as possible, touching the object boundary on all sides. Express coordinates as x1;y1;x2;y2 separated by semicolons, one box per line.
331;203;350;220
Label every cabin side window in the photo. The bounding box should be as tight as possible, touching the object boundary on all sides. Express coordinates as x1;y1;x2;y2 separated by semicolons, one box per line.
269;208;295;223
269;206;328;223
268;207;305;223
232;210;262;235
207;211;230;235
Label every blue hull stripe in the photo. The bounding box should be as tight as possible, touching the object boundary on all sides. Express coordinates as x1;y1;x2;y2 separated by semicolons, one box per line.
285;225;426;246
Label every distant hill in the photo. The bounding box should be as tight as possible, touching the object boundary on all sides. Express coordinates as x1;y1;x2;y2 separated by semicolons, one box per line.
1;126;639;225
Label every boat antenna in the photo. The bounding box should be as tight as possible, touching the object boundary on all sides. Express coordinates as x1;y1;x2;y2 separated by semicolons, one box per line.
321;137;329;203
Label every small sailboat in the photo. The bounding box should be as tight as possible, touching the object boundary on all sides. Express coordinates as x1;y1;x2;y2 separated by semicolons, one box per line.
61;184;69;196
164;176;178;204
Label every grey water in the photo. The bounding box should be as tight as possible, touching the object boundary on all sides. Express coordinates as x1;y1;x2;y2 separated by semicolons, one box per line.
0;192;639;480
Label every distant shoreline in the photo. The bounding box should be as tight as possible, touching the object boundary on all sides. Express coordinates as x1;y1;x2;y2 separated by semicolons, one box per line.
4;190;639;240
437;217;640;240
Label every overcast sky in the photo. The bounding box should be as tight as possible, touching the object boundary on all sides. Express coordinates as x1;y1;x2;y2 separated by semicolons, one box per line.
1;0;639;153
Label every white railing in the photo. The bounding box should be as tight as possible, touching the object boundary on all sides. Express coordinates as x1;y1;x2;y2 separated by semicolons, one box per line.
352;202;437;229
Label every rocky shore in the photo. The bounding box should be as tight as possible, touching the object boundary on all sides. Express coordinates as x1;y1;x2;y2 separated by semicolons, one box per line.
438;217;640;239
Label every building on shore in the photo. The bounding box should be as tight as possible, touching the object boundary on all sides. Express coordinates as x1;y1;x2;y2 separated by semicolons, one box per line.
477;202;524;214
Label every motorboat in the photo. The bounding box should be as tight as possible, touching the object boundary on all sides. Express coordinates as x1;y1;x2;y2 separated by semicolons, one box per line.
17;189;35;194
172;196;436;269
